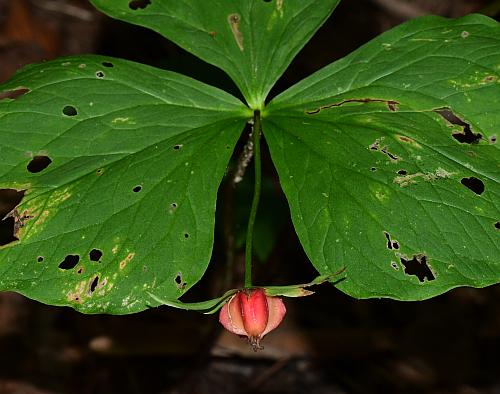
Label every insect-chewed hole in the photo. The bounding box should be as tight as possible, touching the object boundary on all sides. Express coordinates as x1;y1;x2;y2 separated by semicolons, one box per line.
129;0;151;10
173;144;183;150
58;254;80;270
434;108;482;144
102;62;114;68
461;177;484;195
370;167;377;172
27;155;52;173
400;254;435;282
37;256;44;263
95;71;105;78
495;222;500;230
184;233;189;239
174;272;186;289
133;185;142;193
397;169;407;175
89;248;103;262
89;276;99;293
0;189;25;246
63;105;77;116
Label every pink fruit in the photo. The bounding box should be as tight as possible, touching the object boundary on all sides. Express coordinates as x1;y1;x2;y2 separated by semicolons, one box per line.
219;288;286;350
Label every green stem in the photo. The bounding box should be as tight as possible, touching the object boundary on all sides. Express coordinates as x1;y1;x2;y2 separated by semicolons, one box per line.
244;110;262;288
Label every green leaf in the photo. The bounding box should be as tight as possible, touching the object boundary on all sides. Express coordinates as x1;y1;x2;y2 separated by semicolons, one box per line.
0;55;250;314
264;14;500;300
89;0;340;109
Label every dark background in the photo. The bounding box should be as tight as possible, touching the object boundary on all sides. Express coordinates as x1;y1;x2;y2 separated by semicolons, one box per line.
0;1;499;393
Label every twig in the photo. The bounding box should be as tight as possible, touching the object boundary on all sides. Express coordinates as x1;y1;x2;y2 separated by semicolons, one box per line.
370;0;427;19
32;0;95;21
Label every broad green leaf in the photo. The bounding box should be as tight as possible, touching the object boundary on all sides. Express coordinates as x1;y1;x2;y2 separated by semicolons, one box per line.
264;14;500;300
89;0;340;109
0;55;250;314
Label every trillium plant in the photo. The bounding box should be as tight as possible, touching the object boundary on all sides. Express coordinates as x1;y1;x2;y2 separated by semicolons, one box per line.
0;1;499;349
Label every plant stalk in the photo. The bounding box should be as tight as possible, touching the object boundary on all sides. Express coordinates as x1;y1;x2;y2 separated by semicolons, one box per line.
244;110;262;288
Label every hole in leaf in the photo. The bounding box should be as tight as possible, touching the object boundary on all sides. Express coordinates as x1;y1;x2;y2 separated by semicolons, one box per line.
381;146;398;161
102;62;113;68
95;71;105;78
383;231;399;250
391;261;399;270
63;105;77;116
89;276;99;293
489;135;497;144
0;87;30;101
434;108;482;144
96;168;103;176
77;267;84;274
370;167;377;172
461;177;484;195
27;155;52;173
133;185;142;193
0;189;26;246
495;222;500;230
400;254;435;282
173;144;182;150
89;249;102;262
384;232;392;249
129;0;151;10
58;254;80;270
184;233;189;239
397;169;407;175
37;256;44;263
174;272;186;290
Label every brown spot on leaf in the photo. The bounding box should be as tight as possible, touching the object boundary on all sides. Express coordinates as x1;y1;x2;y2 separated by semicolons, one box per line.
119;252;135;270
228;13;244;51
306;98;399;115
7;208;34;241
0;87;30;101
397;135;422;149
